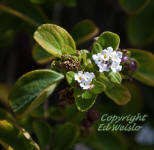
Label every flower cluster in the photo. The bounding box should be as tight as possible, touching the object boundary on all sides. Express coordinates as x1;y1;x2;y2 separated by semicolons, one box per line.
74;71;95;90
92;47;123;73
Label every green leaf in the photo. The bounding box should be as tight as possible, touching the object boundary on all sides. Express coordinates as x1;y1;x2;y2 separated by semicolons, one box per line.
119;0;150;14
120;82;144;114
92;32;120;54
30;0;46;4
70;19;99;44
98;73;114;90
74;89;97;112
61;0;77;7
0;120;39;150
9;69;64;116
53;123;79;150
129;49;154;86
65;105;84;124
91;79;106;94
108;72;122;85
0;109;14;122
105;85;131;105
0;0;47;27
32;44;53;64
0;84;11;107
32;120;52;149
66;71;75;85
34;24;76;57
127;1;154;46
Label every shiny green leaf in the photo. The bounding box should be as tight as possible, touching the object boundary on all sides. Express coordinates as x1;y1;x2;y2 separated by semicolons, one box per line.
92;32;120;54
9;69;64;116
74;89;97;112
34;24;76;57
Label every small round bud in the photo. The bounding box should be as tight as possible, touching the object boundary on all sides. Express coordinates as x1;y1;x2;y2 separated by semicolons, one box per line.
121;55;129;63
82;119;92;128
130;60;137;72
87;109;99;121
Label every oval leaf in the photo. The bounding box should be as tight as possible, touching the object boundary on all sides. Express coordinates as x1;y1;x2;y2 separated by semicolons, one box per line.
53;123;79;150
127;1;154;46
74;89;97;112
33;120;52;149
34;24;76;57
66;71;75;85
92;31;120;54
9;69;64;116
108;72;122;85
32;44;53;64
70;19;99;44
0;120;39;150
119;0;150;14
129;49;154;86
105;85;131;105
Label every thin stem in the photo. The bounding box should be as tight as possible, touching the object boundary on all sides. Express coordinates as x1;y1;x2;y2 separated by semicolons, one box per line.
0;3;39;27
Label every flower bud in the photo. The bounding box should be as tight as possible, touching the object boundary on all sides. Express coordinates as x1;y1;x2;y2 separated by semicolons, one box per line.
87;109;99;121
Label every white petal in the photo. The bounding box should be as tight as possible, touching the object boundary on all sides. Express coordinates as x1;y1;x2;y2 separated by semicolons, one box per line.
107;47;113;53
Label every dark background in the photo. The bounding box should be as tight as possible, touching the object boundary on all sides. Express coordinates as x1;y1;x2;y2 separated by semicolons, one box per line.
0;0;154;149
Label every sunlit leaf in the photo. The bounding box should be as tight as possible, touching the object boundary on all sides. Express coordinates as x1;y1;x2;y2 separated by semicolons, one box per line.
0;120;40;150
34;24;76;57
74;89;97;112
92;32;120;54
9;69;64;116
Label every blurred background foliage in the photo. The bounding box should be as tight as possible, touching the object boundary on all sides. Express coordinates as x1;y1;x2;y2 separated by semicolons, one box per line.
0;0;154;150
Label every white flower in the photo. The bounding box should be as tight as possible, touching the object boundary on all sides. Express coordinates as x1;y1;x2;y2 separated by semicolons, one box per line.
111;51;122;63
110;61;122;73
101;49;110;61
92;46;123;73
74;71;83;83
99;63;110;72
74;71;95;90
92;53;103;65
